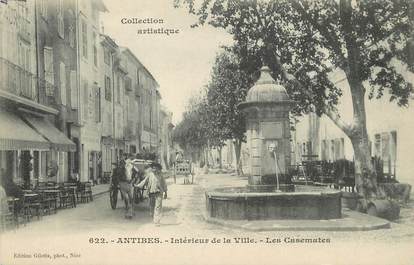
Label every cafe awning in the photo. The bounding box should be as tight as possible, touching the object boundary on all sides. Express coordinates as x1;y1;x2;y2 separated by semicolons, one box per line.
22;114;76;152
0;110;50;150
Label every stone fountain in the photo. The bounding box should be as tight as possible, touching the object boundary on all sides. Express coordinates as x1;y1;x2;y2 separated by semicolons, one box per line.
205;66;342;220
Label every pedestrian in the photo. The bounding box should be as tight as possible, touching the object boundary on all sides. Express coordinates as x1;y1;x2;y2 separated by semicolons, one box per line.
135;163;167;226
118;159;134;219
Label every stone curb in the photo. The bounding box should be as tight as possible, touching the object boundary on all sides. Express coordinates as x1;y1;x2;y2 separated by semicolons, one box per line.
203;212;391;232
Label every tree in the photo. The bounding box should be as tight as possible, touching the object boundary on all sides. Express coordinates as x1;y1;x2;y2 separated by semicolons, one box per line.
175;0;413;205
172;95;208;159
172;94;224;165
206;50;255;174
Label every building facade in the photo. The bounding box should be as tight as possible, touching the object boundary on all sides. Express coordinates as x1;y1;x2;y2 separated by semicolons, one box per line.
294;67;414;186
121;48;141;155
76;0;107;182
139;63;160;153
0;0;165;188
0;0;75;188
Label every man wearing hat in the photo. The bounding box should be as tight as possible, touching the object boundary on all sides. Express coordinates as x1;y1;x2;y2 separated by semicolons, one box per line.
135;162;167;226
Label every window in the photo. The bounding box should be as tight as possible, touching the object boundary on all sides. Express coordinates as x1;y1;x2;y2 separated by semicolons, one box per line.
44;47;54;96
104;76;111;101
60;62;66;105
125;76;132;91
104;49;110;65
81;20;88;59
125;97;129;122
374;131;397;176
70;70;77;109
68;25;75;48
92;31;97;67
82;80;88;121
67;10;75;48
321;140;329;161
137;69;140;85
116;76;120;103
95;86;101;123
57;0;64;38
40;0;48;19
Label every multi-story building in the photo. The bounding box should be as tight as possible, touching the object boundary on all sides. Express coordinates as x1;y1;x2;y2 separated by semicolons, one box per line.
112;48;127;161
1;0;166;187
0;0;75;188
138;63;160;153
76;0;107;182
35;0;78;183
99;33;117;178
294;67;414;186
120;47;141;154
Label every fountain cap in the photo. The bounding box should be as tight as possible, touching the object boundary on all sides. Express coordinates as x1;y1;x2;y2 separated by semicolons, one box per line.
244;65;290;103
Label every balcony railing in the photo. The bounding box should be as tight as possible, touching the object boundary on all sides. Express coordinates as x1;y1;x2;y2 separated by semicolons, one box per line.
0;57;36;101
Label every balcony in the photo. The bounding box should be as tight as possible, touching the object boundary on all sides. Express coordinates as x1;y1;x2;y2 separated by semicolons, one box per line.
0;57;36;101
38;78;57;107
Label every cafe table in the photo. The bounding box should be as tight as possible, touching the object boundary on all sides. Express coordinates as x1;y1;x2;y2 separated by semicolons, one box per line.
37;190;60;214
63;186;77;207
6;197;20;226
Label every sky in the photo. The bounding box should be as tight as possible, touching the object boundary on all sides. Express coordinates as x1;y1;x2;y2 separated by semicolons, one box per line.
101;0;233;124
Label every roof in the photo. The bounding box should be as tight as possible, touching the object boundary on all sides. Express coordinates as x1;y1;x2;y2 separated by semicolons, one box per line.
120;47;160;88
92;0;108;12
100;34;119;51
244;66;290;103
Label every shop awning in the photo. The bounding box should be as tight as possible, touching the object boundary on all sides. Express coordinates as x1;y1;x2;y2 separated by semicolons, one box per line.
22;114;76;152
0;110;50;150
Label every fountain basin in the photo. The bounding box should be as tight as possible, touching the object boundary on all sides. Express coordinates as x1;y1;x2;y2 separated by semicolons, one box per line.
206;186;342;220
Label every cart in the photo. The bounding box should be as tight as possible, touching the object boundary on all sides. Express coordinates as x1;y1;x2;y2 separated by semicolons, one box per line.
174;160;194;184
109;159;153;210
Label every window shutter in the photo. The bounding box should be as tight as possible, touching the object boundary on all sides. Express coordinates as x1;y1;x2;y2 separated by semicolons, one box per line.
60;62;66;105
95;86;101;123
70;70;77;109
44;47;54;96
82;80;88;121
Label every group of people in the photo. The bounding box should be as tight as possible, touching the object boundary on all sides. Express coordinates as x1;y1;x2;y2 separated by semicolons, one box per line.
111;154;168;226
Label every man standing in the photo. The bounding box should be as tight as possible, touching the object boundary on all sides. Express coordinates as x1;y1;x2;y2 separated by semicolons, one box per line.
135;163;167;226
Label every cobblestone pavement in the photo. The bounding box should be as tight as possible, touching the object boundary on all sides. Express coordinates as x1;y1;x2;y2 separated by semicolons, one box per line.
1;172;414;265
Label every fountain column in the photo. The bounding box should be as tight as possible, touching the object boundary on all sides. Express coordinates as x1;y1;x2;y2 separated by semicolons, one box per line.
239;66;295;192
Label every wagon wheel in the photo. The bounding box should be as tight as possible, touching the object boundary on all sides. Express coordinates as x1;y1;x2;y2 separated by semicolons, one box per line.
133;187;142;204
109;185;118;210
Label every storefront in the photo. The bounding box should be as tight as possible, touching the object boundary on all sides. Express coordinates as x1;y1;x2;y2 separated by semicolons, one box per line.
21;113;76;183
0;110;50;188
0;108;76;187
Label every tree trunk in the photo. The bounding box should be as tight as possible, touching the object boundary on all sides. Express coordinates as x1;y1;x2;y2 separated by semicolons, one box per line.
234;139;243;175
347;77;379;207
218;146;223;169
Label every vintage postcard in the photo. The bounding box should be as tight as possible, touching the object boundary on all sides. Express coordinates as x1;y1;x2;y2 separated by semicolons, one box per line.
0;0;413;264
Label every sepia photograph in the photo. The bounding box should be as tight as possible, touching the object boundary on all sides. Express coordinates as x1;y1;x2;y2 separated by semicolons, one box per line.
0;0;414;264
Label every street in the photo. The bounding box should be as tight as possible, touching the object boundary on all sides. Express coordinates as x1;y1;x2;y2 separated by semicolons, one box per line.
2;172;414;239
1;172;414;265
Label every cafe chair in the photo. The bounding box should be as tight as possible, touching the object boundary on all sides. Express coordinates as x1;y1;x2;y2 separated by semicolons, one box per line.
59;188;75;208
